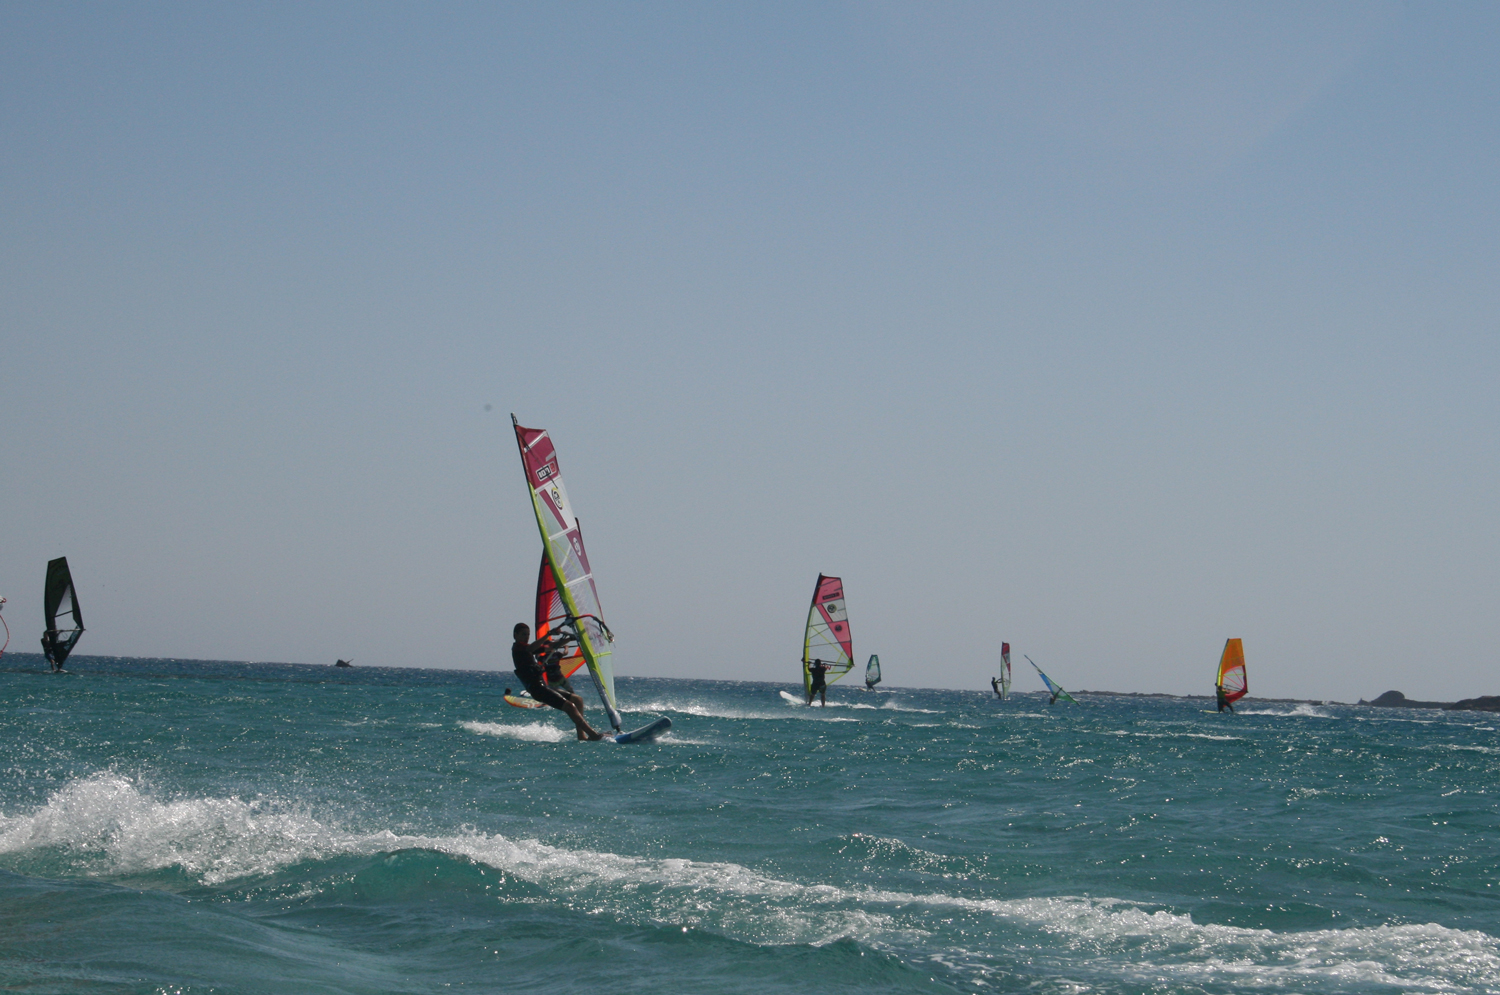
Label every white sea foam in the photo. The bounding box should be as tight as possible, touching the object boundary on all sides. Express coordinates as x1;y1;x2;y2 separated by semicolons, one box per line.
6;775;1499;991
1104;730;1243;742
1240;704;1335;719
879;701;944;714
459;720;569;742
631;700;857;723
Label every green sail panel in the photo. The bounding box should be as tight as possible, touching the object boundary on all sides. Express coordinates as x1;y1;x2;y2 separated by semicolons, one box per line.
512;416;621;731
1027;655;1076;704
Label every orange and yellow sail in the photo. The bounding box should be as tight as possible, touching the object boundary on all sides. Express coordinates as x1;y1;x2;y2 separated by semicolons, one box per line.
1216;638;1247;705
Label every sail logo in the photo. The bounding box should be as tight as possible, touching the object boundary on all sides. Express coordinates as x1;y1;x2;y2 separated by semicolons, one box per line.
536;463;555;482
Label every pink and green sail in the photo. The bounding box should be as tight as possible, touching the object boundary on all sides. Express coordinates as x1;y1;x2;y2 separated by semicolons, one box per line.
512;416;621;731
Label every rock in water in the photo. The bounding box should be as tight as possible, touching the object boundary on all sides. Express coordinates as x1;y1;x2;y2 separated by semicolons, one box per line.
1447;696;1500;712
1363;690;1450;709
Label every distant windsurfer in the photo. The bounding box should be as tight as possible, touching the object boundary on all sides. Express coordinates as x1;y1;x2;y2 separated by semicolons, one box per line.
512;623;603;740
991;676;1002;698
807;659;830;706
1216;685;1235;713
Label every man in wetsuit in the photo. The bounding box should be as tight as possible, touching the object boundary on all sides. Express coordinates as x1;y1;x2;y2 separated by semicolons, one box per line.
991;676;1002;698
1216;685;1235;713
807;658;830;706
512;623;603;740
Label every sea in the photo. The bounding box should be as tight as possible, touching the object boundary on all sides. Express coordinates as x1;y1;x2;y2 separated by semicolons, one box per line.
2;655;1499;995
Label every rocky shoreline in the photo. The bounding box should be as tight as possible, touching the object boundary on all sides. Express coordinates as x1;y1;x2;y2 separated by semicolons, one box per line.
1072;690;1330;705
1357;690;1500;712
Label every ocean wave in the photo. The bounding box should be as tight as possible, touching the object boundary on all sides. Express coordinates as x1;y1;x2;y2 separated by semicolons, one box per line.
6;775;1499;992
1102;730;1243;742
459;720;570;742
1238;704;1336;719
630;700;856;723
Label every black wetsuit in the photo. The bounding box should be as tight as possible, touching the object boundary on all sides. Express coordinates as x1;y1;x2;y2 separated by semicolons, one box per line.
1217;688;1234;713
512;641;568;709
808;661;829;692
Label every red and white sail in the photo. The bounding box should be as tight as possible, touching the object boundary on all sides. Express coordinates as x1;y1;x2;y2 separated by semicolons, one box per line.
802;574;854;695
512;416;620;730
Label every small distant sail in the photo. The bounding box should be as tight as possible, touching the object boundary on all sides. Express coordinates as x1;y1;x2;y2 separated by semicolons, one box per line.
1026;655;1076;704
534;549;587;681
41;557;84;671
0;596;9;660
865;654;881;688
1216;638;1248;706
512;416;621;731
803;574;854;696
1000;642;1012;700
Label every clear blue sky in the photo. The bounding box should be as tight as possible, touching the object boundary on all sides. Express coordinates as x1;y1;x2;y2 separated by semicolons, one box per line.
3;2;1496;700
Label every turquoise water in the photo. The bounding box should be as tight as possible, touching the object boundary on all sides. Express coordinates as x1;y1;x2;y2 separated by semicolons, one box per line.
3;655;1499;994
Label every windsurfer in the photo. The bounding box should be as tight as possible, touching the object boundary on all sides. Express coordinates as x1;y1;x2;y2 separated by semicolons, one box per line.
41;630;62;672
1216;685;1235;713
991;676;1002;698
807;659;830;706
512;623;603;740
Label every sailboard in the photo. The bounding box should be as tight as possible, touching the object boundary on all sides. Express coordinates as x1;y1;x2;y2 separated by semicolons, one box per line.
1025;655;1076;704
504;689;546;710
1216;638;1248;707
802;574;854;698
611;716;671;743
865;654;881;689
511;416;622;732
1000;642;1012;699
40;557;84;672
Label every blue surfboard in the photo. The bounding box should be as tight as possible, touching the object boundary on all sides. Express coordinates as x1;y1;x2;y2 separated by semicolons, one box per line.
612;716;671;744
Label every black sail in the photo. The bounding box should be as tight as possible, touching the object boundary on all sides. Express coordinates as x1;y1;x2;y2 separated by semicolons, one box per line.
41;557;84;669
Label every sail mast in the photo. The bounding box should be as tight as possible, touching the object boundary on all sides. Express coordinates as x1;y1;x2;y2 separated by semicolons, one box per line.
511;416;621;731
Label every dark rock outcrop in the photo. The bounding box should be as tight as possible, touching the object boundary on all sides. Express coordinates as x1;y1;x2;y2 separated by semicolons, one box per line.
1358;690;1450;709
1446;696;1500;712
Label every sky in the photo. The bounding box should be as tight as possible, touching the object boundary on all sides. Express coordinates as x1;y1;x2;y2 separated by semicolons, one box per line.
2;2;1497;700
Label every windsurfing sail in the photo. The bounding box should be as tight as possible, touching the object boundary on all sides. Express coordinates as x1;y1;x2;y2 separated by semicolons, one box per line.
1025;655;1075;704
865;654;881;688
1216;638;1248;705
534;549;587;682
1000;642;1012;699
512;416;621;731
0;596;9;660
802;574;854;696
41;557;84;671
